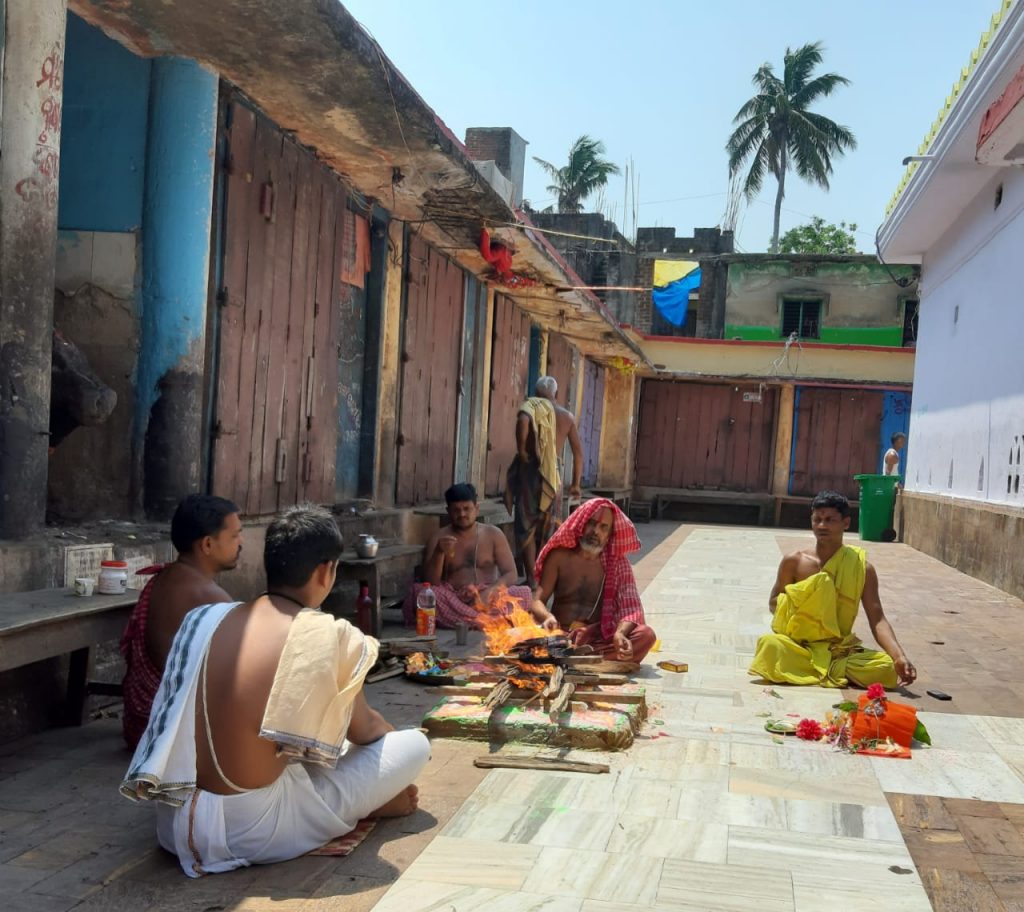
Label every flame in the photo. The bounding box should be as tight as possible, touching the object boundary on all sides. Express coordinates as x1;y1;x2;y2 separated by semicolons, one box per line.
476;587;559;689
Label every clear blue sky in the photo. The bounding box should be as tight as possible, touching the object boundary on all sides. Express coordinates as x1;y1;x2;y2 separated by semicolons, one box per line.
342;0;999;253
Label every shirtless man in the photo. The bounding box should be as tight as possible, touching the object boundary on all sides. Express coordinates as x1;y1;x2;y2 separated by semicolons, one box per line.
405;483;534;628
122;504;429;876
531;498;656;662
749;490;916;688
120;494;242;748
508;376;584;585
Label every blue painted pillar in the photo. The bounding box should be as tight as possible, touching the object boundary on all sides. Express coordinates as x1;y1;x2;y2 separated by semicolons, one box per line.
137;58;217;518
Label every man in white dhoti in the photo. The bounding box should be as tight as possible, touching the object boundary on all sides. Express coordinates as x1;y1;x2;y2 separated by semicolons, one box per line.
121;504;430;877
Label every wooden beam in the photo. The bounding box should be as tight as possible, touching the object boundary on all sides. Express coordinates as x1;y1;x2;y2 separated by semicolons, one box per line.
474;755;610;774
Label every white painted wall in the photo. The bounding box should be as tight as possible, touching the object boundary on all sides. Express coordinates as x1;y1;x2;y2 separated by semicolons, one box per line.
907;166;1024;506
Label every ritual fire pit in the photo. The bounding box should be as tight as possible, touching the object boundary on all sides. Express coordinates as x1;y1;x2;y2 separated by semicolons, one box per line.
421;594;647;750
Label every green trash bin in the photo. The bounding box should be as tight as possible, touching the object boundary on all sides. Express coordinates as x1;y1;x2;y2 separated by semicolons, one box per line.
853;474;901;542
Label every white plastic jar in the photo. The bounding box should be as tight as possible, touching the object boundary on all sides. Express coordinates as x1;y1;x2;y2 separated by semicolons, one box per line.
97;560;129;595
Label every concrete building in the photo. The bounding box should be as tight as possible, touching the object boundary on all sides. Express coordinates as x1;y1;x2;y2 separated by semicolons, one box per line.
878;0;1024;599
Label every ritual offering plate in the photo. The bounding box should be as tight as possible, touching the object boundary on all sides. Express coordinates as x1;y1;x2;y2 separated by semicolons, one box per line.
404;651;463;686
764;719;798;735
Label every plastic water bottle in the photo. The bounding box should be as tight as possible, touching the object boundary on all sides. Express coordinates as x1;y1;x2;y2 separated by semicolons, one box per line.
416;583;436;636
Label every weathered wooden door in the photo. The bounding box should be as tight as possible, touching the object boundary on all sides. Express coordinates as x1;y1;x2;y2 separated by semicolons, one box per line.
635;380;776;491
578;359;605;487
485;294;532;496
545;332;576;407
789;387;885;499
395;234;465;505
455;275;488;484
211;99;351;513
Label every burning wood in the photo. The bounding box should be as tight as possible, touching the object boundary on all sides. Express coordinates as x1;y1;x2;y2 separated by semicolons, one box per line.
549;682;575;717
483;680;513;708
543;666;564;698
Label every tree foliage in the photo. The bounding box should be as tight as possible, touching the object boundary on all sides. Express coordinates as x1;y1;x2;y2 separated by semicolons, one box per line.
533;135;620;214
726;42;856;252
778;217;859;254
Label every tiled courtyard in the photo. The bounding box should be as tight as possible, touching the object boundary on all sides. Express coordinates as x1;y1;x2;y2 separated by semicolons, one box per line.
3;522;1024;910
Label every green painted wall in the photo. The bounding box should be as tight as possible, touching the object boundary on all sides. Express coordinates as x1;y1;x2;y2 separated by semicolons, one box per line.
724;324;904;346
724;324;780;341
819;326;903;347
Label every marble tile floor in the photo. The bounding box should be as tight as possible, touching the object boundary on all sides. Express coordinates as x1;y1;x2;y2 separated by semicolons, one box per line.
376;526;1024;911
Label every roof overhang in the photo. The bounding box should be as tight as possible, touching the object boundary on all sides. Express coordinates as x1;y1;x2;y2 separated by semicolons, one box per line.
878;1;1024;262
69;0;648;366
977;62;1024;163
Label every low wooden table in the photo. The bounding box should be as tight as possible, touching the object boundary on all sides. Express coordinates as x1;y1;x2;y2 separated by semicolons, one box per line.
335;544;425;637
0;587;137;724
412;500;512;526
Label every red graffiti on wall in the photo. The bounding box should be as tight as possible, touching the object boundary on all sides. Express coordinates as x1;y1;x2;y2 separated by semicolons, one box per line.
23;43;64;210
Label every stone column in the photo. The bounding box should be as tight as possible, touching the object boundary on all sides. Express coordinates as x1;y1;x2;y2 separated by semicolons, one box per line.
137;58;217;519
0;0;68;538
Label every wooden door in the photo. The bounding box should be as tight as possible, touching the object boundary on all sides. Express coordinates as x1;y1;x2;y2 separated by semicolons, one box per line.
395;234;465;505
635;380;776;491
789;387;885;499
545;332;576;407
578;359;605;487
211;99;350;513
485;294;531;496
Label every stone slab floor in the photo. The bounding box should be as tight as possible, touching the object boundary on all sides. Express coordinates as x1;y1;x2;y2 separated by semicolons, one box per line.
3;521;1024;911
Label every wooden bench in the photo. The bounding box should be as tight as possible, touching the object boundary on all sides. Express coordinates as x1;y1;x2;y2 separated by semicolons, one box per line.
0;587;137;725
643;488;775;526
333;544;425;637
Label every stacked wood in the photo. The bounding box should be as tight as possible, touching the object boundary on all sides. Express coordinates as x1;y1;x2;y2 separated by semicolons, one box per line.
543;666;564;698
483;680;513;708
548;682;575;717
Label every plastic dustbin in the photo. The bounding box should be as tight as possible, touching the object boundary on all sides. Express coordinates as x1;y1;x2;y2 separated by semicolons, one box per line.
853;474;901;542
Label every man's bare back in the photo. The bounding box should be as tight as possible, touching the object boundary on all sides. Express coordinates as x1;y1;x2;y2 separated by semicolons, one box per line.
145;563;232;670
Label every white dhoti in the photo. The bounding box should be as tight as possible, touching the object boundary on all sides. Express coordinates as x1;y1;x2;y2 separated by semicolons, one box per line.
122;601;430;877
157;730;430;874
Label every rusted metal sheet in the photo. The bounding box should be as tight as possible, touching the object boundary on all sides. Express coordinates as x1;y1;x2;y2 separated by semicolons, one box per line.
211;98;347;512
395;234;465;505
635;380;776;492
545;332;576;407
789;387;885;499
578;360;605;487
485;294;532;496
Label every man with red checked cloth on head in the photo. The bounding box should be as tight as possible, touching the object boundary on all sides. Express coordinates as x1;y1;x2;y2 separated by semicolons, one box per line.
529;498;656;662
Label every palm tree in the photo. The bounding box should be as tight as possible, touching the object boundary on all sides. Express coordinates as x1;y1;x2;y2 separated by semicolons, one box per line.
533;135;621;214
726;42;856;252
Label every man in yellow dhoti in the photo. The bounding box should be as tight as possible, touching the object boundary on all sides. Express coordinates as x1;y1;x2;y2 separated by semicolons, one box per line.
749;491;917;689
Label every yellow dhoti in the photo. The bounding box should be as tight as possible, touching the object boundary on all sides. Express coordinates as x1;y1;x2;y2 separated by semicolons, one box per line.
748;545;896;688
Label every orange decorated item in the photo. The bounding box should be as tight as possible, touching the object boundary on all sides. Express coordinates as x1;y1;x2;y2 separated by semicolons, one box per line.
850;694;918;749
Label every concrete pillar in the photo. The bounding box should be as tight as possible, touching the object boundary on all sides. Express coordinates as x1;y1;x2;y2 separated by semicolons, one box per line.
471;285;496;493
373;219;405;507
771;383;796;496
136;58;217;519
597;368;637;489
0;0;68;538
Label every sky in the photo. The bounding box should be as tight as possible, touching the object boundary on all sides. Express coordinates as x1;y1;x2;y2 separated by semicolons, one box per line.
341;0;1000;253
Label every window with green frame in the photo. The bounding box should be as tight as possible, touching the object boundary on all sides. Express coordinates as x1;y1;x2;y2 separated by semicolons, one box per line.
781;298;822;339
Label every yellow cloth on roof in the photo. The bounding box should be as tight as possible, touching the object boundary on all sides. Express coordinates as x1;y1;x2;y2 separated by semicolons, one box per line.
259;610;379;765
653;259;699;288
748;545;896;688
518;397;559;514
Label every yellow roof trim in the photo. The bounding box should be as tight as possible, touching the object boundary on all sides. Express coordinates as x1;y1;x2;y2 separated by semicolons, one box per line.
885;0;1016;215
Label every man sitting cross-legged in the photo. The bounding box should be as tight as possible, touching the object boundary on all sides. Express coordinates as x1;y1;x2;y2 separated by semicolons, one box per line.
402;483;534;629
121;504;430;878
120;494;243;749
530;498;657;662
748;490;917;689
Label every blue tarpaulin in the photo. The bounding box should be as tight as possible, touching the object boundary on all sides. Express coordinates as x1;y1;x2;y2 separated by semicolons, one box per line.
652;267;701;327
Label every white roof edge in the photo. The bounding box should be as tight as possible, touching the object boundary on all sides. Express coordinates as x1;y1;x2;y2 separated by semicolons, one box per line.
878;1;1024;258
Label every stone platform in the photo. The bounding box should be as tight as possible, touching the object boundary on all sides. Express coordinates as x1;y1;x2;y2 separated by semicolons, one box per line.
422;685;647;750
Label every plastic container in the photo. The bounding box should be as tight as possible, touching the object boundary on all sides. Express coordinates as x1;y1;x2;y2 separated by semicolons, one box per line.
416;583;436;637
853;474;901;542
97;560;129;595
355;580;375;636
